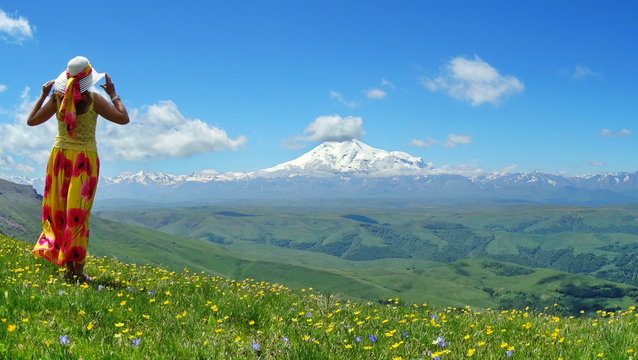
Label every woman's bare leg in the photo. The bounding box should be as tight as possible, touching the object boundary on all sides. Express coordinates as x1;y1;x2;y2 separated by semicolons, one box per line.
73;262;93;281
65;262;76;278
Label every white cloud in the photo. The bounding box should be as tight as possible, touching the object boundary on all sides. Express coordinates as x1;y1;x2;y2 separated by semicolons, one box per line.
573;64;599;79
423;55;524;106
588;161;605;166
99;100;247;161
380;78;395;89
600;128;632;138
329;90;357;108
0;87;58;168
499;164;518;173
443;134;472;148
0;9;34;43
304;115;364;142
427;162;485;177
0;153;34;173
411;134;472;148
282;115;365;149
410;138;438;147
0;84;6;92
197;169;219;176
365;88;386;99
0;89;246;174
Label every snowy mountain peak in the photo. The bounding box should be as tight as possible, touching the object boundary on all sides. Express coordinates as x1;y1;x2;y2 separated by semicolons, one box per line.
260;139;430;177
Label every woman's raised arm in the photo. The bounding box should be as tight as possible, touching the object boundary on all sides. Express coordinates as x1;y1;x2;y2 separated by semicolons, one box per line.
26;80;57;126
94;74;129;125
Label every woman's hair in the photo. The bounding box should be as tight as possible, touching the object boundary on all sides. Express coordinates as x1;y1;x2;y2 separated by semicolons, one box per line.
52;91;93;115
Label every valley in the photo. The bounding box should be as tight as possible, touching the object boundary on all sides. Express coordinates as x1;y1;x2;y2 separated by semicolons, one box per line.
92;202;638;313
3;177;638;314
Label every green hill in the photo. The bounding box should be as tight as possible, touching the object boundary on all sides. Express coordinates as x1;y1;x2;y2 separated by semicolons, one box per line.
94;203;638;290
4;192;638;311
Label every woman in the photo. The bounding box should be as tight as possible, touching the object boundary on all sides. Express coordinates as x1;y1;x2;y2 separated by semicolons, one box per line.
26;56;129;281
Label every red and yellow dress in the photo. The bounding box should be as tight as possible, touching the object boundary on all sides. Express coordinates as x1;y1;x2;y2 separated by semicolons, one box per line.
33;93;100;266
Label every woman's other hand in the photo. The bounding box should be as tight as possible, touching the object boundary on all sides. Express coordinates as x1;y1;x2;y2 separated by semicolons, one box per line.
100;73;116;97
42;80;55;97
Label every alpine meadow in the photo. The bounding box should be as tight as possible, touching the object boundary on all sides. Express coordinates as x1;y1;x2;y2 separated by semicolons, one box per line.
2;1;638;359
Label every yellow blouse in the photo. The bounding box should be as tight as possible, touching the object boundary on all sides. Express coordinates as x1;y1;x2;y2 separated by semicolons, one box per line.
53;92;98;152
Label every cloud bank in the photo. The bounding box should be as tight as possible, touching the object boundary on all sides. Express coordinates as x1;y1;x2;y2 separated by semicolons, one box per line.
100;100;247;161
423;55;524;106
0;88;58;173
0;89;246;173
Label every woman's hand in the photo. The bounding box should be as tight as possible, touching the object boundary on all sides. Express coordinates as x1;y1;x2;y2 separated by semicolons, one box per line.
41;80;54;97
100;73;117;97
27;81;56;126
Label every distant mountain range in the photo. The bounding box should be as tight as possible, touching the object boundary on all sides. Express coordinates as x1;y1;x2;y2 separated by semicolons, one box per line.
3;139;638;205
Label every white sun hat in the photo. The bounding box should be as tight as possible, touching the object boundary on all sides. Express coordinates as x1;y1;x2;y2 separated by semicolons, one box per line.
53;56;105;93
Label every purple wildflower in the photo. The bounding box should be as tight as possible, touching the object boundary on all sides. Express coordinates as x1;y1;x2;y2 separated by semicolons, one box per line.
251;342;260;351
58;290;66;295
59;335;70;345
430;314;437;319
131;338;141;347
368;334;378;343
97;285;105;291
506;349;514;357
282;337;289;342
402;331;409;338
355;336;362;343
147;291;155;295
435;336;447;347
305;312;312;318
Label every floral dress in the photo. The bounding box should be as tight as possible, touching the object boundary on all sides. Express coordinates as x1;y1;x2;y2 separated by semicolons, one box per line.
33;92;100;266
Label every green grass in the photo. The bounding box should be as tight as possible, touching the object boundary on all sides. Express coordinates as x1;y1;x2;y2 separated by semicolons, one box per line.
3;234;638;359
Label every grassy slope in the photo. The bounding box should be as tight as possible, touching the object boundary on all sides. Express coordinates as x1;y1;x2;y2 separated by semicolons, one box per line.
3;234;638;359
0;199;401;303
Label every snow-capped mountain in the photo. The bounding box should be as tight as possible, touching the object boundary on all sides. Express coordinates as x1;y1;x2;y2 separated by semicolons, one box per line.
258;139;431;177
3;139;638;205
99;139;432;186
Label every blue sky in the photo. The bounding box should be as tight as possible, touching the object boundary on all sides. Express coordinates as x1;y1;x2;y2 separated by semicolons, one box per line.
0;1;636;178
